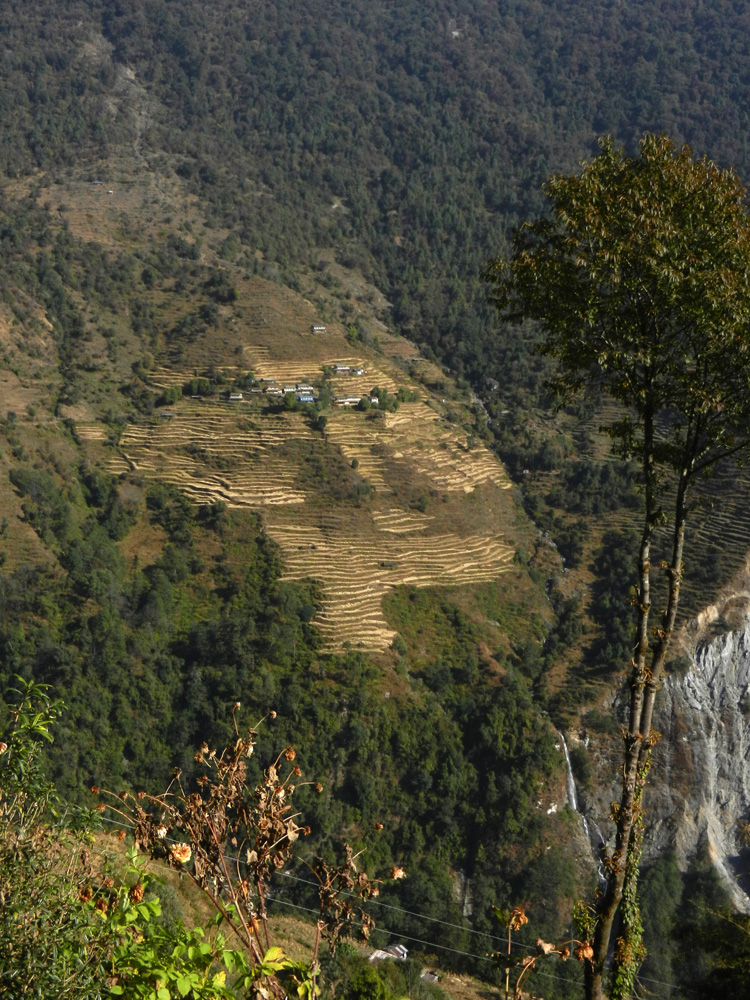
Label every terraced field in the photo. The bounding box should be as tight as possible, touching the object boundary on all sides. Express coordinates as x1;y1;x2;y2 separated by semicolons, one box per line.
98;350;519;650
266;513;515;650
324;413;391;492
385;403;511;494
76;423;110;443
105;400;313;507
372;509;434;533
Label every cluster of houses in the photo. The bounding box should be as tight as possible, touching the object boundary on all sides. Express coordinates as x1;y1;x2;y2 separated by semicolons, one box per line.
224;381;316;403
263;381;316;403
223;362;374;408
331;363;375;406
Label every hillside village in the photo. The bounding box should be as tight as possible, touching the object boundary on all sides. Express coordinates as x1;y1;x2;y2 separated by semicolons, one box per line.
76;326;518;651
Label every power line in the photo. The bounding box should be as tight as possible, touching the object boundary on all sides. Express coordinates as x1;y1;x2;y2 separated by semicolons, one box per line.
99;815;506;946
96;815;697;995
274;865;507;945
267;896;494;962
63;851;658;1000
267;896;601;996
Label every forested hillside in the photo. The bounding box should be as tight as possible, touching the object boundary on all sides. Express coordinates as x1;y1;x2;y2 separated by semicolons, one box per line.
7;0;750;373
5;0;750;611
3;1;750;996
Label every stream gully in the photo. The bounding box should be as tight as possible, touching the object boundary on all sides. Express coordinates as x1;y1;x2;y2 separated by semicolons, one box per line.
559;732;607;884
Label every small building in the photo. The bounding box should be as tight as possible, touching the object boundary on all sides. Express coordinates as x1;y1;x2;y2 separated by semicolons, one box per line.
334;396;362;407
296;394;315;403
227;392;244;401
296;383;314;392
333;365;351;374
310;324;326;334
351;367;365;376
265;387;283;396
282;385;297;394
370;944;409;963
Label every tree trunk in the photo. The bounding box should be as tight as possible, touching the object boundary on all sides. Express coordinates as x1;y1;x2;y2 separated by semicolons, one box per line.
585;462;689;1000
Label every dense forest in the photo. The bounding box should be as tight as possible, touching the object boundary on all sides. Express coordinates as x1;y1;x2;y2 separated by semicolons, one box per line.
7;0;750;377
2;1;750;997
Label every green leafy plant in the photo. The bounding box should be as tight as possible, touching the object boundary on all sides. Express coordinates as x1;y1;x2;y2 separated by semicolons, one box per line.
100;705;384;1000
0;679;109;998
79;849;246;1000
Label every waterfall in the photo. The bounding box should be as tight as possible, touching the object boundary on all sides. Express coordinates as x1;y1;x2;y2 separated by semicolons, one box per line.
560;732;607;882
560;732;579;812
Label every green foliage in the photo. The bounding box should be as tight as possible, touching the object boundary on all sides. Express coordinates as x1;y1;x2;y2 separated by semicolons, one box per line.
581;709;618;736
545;459;639;517
587;528;639;677
344;965;394;1000
205;270;237;303
10;464;76;545
370;386;399;412
637;851;683;998
104;854;249;1000
568;746;593;790
183;377;213;397
0;681;107;998
158;385;184;406
485;134;750;480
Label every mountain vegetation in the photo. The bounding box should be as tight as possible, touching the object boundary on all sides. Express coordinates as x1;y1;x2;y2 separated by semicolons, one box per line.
3;1;750;997
486;132;750;999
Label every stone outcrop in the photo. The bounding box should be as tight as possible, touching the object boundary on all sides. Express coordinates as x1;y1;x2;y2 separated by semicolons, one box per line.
647;620;750;910
568;612;750;910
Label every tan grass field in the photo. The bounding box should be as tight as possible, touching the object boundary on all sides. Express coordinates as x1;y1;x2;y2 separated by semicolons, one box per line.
102;339;518;650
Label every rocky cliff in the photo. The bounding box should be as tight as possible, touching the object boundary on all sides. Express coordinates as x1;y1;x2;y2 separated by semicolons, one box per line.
648;618;750;910
568;602;750;910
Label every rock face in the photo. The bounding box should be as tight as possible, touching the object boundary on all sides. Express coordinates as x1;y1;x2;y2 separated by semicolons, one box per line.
644;620;750;910
562;607;750;909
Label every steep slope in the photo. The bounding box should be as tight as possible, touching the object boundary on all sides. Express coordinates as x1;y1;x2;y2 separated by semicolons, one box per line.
6;2;750;986
655;623;750;912
5;151;526;652
0;149;591;983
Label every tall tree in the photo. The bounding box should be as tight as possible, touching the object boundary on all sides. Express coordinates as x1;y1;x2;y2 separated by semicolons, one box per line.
484;133;750;1000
